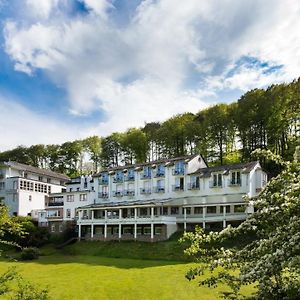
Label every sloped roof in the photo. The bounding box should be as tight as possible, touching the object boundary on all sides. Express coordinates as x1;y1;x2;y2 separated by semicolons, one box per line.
93;154;203;176
189;161;259;177
2;161;69;181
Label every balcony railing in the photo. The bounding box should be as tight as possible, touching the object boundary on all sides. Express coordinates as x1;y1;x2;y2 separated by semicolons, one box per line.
227;179;242;187
154;172;165;178
153;186;165;193
124;175;135;182
172;169;184;176
124;190;135;196
98;192;108;199
140;174;151;180
209;181;223;188
187;183;200;190
99;178;108;185
113;191;123;197
140;188;151;194
47;201;64;207
172;185;184;191
113;177;124;183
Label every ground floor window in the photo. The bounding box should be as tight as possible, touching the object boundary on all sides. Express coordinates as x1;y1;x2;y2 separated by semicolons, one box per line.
137;226;142;235
207;206;217;214
171;206;179;215
234;205;245;213
155;226;162;235
194;207;203;214
143;226;151;235
220;206;231;213
123;226;132;234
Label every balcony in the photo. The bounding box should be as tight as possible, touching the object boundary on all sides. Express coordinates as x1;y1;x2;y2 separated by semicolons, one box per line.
209;181;223;188
153;186;165;193
227;179;242;187
187;183;200;190
47;201;64;207
154;172;165;178
172;169;184;176
113;191;123;197
113;177;124;183
124;175;135;182
140;174;151;180
140;188;151;195
124;190;135;196
172;185;184;192
99;178;108;185
98;192;108;199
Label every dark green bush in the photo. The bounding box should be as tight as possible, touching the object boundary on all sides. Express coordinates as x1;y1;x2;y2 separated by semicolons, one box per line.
20;247;40;260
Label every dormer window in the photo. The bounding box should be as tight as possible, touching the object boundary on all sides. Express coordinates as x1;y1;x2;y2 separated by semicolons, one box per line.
156;165;165;177
100;173;109;185
210;174;222;188
141;166;151;179
125;169;135;181
113;171;124;183
173;161;185;175
229;171;241;186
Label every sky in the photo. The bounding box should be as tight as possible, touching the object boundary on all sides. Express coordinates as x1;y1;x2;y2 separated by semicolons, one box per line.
0;0;300;151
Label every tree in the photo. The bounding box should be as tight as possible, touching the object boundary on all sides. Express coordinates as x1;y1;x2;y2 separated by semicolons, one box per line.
83;136;101;173
0;204;49;299
182;149;300;299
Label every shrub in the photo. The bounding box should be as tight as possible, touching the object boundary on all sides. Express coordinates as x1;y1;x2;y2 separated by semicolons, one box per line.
20;247;40;260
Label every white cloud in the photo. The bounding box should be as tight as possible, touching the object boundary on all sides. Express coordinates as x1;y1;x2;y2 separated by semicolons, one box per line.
26;0;59;19
0;95;81;151
3;0;300;146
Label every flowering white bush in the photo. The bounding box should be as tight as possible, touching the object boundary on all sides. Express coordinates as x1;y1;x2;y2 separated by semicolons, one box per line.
182;148;300;299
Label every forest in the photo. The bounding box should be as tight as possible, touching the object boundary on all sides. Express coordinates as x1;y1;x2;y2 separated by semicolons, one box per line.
0;78;299;177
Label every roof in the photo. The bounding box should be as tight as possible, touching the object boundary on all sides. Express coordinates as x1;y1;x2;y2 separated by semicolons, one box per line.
93;154;202;176
190;161;259;177
2;161;69;181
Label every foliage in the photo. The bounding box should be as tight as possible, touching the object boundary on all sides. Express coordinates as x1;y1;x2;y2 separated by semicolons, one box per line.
5;217;49;248
20;247;40;260
0;205;49;299
0;78;299;174
181;150;300;299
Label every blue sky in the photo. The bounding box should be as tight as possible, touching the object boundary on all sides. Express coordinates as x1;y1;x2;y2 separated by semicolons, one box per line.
0;0;299;150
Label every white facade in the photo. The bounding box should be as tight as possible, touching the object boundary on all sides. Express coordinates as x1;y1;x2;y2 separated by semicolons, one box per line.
74;155;267;241
44;175;95;232
0;161;69;216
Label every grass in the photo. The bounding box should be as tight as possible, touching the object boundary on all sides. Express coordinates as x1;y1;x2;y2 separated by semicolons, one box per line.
0;234;255;299
60;232;191;262
0;254;253;300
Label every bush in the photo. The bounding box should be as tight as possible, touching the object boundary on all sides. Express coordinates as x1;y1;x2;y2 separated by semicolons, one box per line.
20;247;40;260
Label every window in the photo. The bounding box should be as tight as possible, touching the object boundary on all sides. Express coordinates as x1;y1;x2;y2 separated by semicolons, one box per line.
230;171;241;185
156;165;165;177
114;171;124;182
190;176;200;189
47;178;51;183
162;207;168;215
185;207;191;215
220;206;231;213
143;226;151;235
174;177;184;191
80;194;87;201
170;206;179;215
155;226;162;235
67;195;74;202
0;182;5;190
140;208;148;216
66;209;71;218
142;166;151;179
212;174;222;187
51;224;55;232
234;205;245;213
59;224;63;232
38;176;43;182
207;206;217;214
174;161;185;175
194;207;203;214
12;194;17;202
123;227;132;234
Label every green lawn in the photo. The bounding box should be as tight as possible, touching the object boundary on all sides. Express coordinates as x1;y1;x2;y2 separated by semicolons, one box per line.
0;254;253;300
